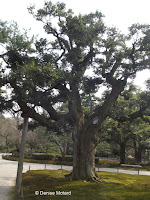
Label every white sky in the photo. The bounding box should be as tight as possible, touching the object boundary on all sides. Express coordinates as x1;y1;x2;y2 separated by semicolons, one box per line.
0;0;150;89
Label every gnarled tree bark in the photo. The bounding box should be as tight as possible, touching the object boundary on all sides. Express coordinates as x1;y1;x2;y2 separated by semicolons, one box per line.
72;129;100;181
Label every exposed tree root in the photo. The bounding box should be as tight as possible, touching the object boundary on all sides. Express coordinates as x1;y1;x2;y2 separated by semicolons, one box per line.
64;172;73;180
87;175;104;183
64;172;104;183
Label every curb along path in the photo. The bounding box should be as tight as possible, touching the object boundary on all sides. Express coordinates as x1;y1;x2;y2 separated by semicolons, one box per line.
97;167;150;176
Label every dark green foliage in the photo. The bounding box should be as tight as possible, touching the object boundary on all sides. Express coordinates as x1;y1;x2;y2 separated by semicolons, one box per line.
83;77;103;93
100;86;150;163
63;155;73;162
32;153;55;160
61;155;73;162
95;158;99;164
1;1;150;129
0;20;11;43
31;153;73;162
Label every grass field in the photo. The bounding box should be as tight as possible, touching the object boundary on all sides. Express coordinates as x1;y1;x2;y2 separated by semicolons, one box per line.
18;169;150;200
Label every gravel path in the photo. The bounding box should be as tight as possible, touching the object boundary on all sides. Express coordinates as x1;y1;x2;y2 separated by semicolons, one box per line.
1;153;150;200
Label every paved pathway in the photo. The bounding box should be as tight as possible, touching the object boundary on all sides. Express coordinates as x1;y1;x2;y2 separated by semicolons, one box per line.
0;153;19;200
97;167;150;176
0;153;72;200
1;153;150;200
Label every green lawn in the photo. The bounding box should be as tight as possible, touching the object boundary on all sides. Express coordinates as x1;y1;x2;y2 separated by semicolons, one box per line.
19;170;150;200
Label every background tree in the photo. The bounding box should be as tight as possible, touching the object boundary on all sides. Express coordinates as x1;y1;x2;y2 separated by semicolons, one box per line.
102;86;150;163
130;118;150;163
0;115;18;152
101;118;131;163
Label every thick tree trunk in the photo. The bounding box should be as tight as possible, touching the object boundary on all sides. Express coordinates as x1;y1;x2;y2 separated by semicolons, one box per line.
68;74;126;181
72;129;101;181
15;114;29;195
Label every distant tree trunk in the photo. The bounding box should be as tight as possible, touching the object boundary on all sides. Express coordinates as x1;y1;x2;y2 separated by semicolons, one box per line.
120;142;126;164
133;139;143;164
135;146;143;163
15;114;29;195
135;150;142;163
6;135;9;152
54;138;68;159
61;140;68;159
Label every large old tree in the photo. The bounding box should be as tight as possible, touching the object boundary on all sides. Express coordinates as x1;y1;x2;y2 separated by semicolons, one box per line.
0;1;150;181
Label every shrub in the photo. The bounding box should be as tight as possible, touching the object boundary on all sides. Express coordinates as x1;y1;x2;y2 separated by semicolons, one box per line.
55;155;73;162
11;150;19;157
54;155;62;161
95;158;99;164
32;153;54;160
63;155;73;162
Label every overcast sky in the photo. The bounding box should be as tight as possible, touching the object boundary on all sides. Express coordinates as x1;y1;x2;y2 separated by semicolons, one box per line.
0;0;150;89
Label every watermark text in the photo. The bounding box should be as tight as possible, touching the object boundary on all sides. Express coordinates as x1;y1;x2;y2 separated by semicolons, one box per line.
35;190;71;196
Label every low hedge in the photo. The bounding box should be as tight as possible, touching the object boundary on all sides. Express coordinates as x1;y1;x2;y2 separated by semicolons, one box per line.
63;155;73;162
31;153;73;162
55;155;73;162
32;153;55;160
95;158;99;164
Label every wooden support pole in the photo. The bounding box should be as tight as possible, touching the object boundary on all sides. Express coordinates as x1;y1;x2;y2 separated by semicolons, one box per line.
15;114;29;196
